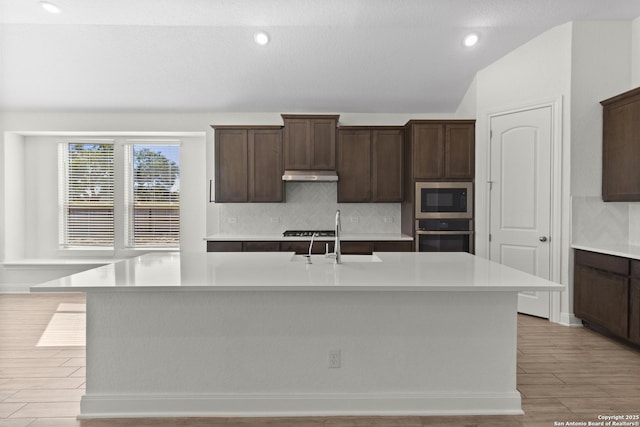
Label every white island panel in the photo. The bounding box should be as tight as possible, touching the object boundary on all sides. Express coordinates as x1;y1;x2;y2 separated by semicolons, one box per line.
82;289;520;417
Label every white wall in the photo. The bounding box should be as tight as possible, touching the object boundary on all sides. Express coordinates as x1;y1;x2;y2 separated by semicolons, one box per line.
633;16;640;87
1;112;209;260
455;76;477;119
2;133;26;261
570;21;632;248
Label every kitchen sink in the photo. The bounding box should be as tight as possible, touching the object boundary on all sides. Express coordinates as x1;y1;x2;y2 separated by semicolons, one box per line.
290;254;383;263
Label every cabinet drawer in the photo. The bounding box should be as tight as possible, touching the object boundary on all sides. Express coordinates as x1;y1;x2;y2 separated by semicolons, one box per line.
373;241;413;252
243;241;280;252
574;249;629;275
207;241;243;252
630;279;640;345
341;242;374;255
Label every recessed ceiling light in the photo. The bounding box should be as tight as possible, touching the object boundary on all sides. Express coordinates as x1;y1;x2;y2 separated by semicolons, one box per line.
40;1;61;13
463;33;479;48
254;31;270;46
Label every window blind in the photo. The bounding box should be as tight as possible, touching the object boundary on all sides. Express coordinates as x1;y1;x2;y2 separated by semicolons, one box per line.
127;144;180;248
61;143;114;247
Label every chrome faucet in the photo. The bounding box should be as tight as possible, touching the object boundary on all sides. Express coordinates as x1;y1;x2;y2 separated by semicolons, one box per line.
305;232;318;264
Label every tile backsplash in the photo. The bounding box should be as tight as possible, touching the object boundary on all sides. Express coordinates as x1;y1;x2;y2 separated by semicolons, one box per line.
572;196;630;246
218;182;401;235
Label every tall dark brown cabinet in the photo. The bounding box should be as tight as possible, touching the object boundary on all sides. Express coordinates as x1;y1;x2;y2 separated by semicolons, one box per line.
405;120;475;182
601;86;640;202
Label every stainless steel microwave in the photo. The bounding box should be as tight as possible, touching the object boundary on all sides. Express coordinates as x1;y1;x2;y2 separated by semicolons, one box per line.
415;182;473;219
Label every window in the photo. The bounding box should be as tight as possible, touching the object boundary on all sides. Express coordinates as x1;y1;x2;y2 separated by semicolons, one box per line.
60;142;114;247
60;141;180;250
126;144;180;248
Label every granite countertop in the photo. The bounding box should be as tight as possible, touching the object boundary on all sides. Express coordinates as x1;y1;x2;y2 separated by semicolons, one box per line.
571;243;640;261
32;251;564;293
204;233;414;242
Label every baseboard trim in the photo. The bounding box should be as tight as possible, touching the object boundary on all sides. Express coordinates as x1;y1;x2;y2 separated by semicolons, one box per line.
559;312;583;327
79;391;523;418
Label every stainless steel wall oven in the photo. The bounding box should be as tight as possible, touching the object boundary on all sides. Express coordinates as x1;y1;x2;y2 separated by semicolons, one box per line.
415;219;473;253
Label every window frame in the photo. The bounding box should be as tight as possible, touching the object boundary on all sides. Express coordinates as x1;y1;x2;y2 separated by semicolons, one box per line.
58;138;181;253
124;142;181;249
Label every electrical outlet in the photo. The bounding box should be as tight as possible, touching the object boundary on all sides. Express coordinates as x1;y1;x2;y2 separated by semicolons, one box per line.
328;350;341;368
384;217;394;223
226;217;237;224
270;217;280;223
349;217;359;224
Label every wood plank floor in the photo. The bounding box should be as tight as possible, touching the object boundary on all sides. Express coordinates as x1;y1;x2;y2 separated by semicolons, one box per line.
1;293;639;427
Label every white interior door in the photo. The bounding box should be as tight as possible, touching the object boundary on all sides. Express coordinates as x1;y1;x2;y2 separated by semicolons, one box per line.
489;106;552;318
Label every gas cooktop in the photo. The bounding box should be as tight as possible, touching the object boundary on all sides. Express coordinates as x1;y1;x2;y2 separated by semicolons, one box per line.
282;230;335;237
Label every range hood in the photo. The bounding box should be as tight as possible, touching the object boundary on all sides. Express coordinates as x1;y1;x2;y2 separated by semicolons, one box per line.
282;170;339;182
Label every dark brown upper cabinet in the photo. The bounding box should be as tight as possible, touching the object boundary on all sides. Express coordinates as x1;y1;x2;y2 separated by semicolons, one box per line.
601;86;640;202
337;127;403;203
405;120;475;181
213;126;284;203
282;114;339;170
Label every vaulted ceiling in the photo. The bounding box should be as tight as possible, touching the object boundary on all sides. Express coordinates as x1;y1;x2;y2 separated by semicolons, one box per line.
2;0;640;113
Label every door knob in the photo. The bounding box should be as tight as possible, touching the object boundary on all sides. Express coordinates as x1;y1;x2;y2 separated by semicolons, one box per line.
539;236;548;242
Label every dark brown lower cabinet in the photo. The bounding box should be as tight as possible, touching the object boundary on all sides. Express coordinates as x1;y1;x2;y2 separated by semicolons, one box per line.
206;241;243;252
243;241;280;252
207;240;412;254
573;249;638;345
630;261;640;345
374;240;413;252
630;279;640;345
280;241;332;255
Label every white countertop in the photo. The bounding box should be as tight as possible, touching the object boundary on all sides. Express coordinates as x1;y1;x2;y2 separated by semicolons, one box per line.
572;243;640;261
32;252;564;293
204;233;413;241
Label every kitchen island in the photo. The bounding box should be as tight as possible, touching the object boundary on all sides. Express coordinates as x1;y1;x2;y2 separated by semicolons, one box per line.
33;251;563;419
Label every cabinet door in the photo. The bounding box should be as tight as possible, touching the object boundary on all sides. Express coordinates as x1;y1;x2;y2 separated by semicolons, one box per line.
338;130;372;202
372;129;403;202
630;279;640;345
445;124;475;179
412;124;444;179
574;264;629;339
602;94;640;201
283;119;311;169
248;129;283;202
311;119;337;170
215;129;248;202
